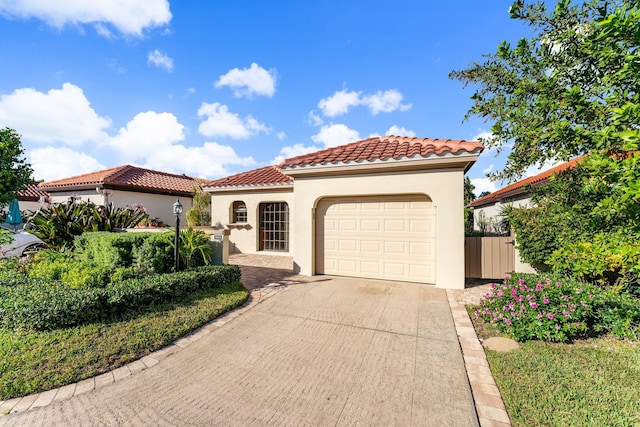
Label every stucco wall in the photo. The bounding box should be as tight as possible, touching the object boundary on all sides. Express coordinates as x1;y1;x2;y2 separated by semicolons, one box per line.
473;195;533;232
290;168;466;289
47;190;192;225
209;188;293;255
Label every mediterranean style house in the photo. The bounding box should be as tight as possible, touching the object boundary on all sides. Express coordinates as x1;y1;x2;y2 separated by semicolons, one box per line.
203;135;483;289
39;165;198;225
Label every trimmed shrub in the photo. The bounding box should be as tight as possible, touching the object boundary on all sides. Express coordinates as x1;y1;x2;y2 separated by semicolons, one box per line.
549;232;640;293
74;231;173;274
0;265;242;331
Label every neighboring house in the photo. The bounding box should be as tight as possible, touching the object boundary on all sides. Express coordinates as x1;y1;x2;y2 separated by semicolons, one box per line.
39;165;197;225
468;157;582;232
468;157;583;275
203;135;483;289
16;183;50;213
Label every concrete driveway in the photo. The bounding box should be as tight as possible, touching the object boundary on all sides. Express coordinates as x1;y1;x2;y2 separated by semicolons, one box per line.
0;275;478;426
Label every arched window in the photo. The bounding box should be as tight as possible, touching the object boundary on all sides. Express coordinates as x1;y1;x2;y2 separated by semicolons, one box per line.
232;201;247;223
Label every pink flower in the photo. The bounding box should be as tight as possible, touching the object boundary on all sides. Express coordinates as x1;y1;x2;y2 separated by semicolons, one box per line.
543;298;550;304
548;313;554;320
530;302;538;309
505;319;512;326
518;279;525;285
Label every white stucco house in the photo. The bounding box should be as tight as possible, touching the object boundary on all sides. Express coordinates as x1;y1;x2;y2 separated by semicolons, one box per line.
203;135;483;289
38;165;198;225
469;156;582;232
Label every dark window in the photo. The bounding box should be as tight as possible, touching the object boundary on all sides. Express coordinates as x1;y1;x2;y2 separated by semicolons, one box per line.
259;202;289;252
232;201;247;223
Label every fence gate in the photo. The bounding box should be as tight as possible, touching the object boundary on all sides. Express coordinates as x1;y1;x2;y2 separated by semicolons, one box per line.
465;237;515;279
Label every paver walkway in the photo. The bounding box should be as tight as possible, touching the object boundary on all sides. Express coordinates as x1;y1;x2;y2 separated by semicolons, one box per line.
0;254;505;426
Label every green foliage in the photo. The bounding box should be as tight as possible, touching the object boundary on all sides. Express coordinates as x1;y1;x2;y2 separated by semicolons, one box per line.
0;282;248;400
74;231;172;274
0;264;241;331
474;274;596;342
474;273;640;342
0;128;33;209
26;201;148;250
186;184;211;226
450;0;640;180
171;227;212;270
550;232;640;292
27;250;109;288
464;176;476;234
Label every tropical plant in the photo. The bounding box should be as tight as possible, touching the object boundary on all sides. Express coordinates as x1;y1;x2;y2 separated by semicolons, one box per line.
171;227;212;270
26;201;148;250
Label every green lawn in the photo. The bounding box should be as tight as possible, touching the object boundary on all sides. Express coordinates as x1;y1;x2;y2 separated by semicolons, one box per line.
0;282;248;400
475;320;640;426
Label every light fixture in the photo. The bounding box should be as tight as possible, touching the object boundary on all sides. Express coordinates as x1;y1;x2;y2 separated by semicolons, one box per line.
173;199;183;271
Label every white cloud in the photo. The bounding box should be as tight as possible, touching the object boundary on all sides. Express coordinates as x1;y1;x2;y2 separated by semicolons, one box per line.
0;0;172;36
110;111;185;160
362;90;411;115
0;83;111;146
271;143;319;165
482;164;494;175
318;88;411;117
386;125;416;137
214;63;276;98
317;89;362;117
107;110;255;179
311;124;360;148
471;177;498;195
197;102;270;139
277;131;286;141
307;110;324;126
30;146;105;181
147;49;173;72
142;142;255;179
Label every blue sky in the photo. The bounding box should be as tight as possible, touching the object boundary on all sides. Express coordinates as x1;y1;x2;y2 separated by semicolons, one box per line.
0;1;543;195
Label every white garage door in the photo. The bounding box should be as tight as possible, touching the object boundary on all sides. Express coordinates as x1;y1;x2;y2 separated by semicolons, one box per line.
316;195;436;283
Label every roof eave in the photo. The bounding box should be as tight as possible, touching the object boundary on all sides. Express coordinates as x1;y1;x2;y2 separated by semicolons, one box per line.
203;182;294;193
282;152;481;177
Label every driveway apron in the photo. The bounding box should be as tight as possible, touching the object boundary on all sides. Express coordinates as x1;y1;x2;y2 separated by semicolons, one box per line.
0;277;478;426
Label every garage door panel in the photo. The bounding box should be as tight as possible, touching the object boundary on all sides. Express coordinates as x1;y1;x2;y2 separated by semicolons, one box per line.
316;195;435;284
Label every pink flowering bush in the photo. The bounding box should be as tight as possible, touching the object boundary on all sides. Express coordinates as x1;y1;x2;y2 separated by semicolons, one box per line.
474;275;598;342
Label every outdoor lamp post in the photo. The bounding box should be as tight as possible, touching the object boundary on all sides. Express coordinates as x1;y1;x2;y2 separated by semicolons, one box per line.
173;199;183;272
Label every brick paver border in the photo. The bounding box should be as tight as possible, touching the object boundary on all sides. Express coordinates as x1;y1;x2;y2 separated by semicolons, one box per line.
1;260;512;427
0;282;290;416
447;287;512;427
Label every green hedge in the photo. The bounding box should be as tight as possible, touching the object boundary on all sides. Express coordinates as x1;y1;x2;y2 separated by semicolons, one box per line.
74;231;173;274
0;265;241;331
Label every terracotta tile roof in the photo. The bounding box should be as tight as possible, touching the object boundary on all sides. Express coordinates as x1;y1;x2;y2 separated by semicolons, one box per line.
203;165;292;189
280;135;483;169
469;156;584;208
39;165;198;195
16;183;49;201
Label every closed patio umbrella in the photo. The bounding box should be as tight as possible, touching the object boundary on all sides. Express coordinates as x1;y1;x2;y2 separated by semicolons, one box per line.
6;198;22;230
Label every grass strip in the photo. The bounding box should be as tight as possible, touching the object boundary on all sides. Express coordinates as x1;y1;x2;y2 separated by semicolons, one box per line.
486;338;640;427
0;282;248;399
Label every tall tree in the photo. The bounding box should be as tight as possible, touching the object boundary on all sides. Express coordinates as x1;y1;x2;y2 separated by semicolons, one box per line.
450;0;639;181
0;128;33;208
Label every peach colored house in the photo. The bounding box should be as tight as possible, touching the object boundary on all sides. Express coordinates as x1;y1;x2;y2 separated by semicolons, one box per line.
39;165;197;225
204;136;483;289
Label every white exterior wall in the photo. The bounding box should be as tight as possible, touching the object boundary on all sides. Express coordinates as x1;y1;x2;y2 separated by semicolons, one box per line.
47;189;192;225
209;188;294;255
290;168;466;289
473;195;533;232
